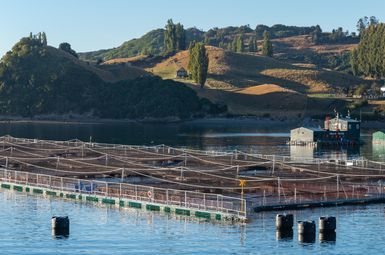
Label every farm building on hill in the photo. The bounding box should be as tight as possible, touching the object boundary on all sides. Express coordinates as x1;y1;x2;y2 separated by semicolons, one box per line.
176;67;188;78
373;131;385;144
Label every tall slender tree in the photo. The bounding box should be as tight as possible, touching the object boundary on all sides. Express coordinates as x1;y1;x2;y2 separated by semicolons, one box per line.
164;19;186;53
41;32;47;46
262;30;273;57
236;36;244;53
188;42;209;88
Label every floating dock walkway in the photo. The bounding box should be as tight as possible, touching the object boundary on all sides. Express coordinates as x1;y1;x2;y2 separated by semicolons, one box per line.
0;135;385;220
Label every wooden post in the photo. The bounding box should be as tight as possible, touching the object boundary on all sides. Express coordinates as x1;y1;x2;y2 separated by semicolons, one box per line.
324;185;327;201
203;193;206;210
272;155;275;174
184;191;187;206
337;175;340;199
263;190;266;206
294;187;297;203
278;177;281;203
121;168;124;182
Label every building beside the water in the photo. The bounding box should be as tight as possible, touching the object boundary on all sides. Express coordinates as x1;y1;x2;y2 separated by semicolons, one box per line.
373;131;385;144
290;113;361;146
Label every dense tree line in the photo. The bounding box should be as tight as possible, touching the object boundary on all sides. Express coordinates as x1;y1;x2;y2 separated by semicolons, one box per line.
351;23;385;78
255;24;317;39
0;37;223;119
164;19;186;53
188;42;209;88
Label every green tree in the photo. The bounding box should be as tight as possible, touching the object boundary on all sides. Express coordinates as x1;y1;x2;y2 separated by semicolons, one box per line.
235;36;244;52
41;32;47;46
311;25;322;44
350;48;359;75
164;19;186;53
59;42;78;58
175;23;186;50
188;42;209;88
262;30;273;57
355;23;385;78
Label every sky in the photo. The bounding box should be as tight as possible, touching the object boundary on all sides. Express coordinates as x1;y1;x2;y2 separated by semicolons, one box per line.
1;0;385;56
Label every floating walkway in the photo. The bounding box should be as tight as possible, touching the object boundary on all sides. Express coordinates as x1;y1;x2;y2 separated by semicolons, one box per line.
0;168;245;223
1;135;385;218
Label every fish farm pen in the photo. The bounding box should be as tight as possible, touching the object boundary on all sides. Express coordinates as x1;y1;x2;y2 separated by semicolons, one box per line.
0;136;385;222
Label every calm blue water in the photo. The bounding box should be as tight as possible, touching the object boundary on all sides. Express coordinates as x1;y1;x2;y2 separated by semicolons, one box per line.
1;191;385;254
0;120;385;254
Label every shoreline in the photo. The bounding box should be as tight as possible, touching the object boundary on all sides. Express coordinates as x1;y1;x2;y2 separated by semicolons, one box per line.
0;116;383;129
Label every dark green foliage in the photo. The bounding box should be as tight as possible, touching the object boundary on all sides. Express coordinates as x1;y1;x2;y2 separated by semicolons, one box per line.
352;23;385;78
350;49;359;75
164;19;186;53
41;32;47;46
59;42;78;58
357;16;379;35
188;42;209;88
0;37;221;119
235;36;244;53
310;25;322;44
248;37;258;52
255;24;317;39
310;26;358;45
262;31;273;57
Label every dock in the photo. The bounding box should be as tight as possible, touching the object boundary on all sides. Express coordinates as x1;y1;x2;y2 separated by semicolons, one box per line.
0;135;385;221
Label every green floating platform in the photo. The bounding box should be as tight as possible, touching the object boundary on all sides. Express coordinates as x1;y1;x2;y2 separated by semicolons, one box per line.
46;190;57;196
175;208;190;216
66;194;76;199
26;187;30;192
13;185;23;192
164;207;171;213
119;201;125;207
32;188;43;194
146;204;160;211
195;211;211;219
215;214;222;220
102;198;115;205
128;201;142;209
1;184;11;189
86;196;99;202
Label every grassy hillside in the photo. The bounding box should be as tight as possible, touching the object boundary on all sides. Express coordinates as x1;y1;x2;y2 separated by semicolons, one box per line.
147;46;370;118
149;46;368;93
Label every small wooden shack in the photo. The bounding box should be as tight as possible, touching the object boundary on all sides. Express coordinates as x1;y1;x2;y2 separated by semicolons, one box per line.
373;131;385;144
176;67;188;78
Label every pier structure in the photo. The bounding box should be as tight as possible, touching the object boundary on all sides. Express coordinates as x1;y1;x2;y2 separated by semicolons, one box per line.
0;136;385;219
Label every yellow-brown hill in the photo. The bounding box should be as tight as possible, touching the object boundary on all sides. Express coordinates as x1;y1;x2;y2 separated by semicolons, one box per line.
146;46;367;117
